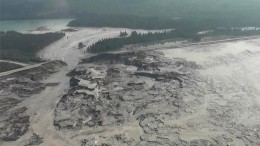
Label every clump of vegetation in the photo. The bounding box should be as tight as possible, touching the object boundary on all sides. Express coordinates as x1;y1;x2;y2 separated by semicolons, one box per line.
119;31;128;37
78;42;85;49
206;29;260;37
0;31;65;62
0;62;23;73
87;30;201;53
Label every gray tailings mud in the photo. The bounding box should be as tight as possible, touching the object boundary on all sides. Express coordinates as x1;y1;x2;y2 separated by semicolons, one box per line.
54;49;260;146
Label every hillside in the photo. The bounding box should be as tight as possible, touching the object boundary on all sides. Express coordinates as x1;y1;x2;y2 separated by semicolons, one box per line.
1;0;260;28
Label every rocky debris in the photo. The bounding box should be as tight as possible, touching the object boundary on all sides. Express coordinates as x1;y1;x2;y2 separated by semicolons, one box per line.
70;77;80;87
189;139;215;146
101;143;111;146
127;81;145;91
54;92;103;130
0;60;67;98
134;71;184;87
24;133;43;146
67;66;86;77
0;97;21;115
0;60;67;142
81;52;136;64
0;95;29;142
44;82;60;86
81;139;88;146
175;60;201;70
10;82;45;98
114;133;135;145
81;52;163;71
107;68;120;78
80;137;106;146
0;107;30;141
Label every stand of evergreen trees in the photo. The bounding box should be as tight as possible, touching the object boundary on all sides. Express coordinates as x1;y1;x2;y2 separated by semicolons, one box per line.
67;14;260;32
0;31;65;62
68;15;177;30
0;62;23;73
208;29;260;37
87;30;201;53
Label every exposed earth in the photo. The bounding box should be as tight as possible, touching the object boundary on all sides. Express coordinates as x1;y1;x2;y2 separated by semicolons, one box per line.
1;28;260;146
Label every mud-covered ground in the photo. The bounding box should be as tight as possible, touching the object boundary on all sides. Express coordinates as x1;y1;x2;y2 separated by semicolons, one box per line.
0;61;67;145
53;37;260;146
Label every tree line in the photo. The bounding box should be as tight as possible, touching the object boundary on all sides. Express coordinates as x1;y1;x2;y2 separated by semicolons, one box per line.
67;14;260;32
68;14;177;30
87;30;201;53
207;29;260;37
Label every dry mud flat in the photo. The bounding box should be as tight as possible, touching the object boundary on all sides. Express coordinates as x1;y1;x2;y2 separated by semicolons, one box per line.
0;61;67;145
54;44;260;146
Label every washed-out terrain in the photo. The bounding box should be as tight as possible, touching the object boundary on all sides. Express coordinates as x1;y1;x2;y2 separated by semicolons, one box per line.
53;38;260;146
1;26;260;146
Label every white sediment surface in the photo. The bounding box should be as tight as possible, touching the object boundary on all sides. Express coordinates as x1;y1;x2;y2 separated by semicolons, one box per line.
159;38;260;130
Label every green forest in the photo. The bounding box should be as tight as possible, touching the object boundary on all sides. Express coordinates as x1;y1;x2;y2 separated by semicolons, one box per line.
68;14;254;31
0;31;65;62
87;28;260;53
87;30;200;53
208;29;260;37
68;14;218;31
0;62;23;73
68;15;176;30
